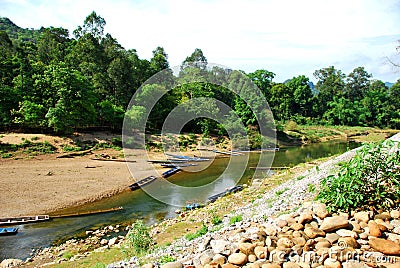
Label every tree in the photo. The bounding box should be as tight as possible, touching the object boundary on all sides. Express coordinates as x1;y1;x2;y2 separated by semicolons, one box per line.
345;66;372;101
181;48;207;70
362;80;390;127
286;75;313;118
247;69;275;99
37;27;70;64
313;66;346;118
150;46;169;73
270;83;293;121
73;11;106;41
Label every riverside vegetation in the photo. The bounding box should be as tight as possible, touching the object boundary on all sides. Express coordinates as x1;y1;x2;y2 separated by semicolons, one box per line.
8;134;399;268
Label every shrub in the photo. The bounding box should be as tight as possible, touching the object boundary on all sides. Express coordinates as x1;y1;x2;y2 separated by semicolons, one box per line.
211;214;222;225
317;140;400;213
284;120;299;132
125;220;152;255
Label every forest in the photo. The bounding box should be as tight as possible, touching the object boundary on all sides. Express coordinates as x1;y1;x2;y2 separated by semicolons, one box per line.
0;12;399;135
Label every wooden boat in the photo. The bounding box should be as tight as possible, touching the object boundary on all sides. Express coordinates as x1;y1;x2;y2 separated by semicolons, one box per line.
161;163;198;168
0;227;18;236
166;154;210;162
147;159;187;164
129;176;157;191
51;207;123;218
206;185;244;203
162;167;181;178
0;215;50;226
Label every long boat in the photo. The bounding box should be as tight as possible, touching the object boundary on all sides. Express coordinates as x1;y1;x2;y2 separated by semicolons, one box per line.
206;185;244;203
161;163;198;168
0;215;50;226
0;227;18;236
162;167;181;178
166;154;210;162
129;176;157;191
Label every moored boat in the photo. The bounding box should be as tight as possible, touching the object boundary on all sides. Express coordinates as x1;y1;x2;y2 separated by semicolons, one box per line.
161;167;181;178
129;176;157;191
0;227;18;236
0;215;50;226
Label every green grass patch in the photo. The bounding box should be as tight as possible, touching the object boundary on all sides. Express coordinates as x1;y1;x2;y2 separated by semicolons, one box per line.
185;224;208;241
229;214;243;225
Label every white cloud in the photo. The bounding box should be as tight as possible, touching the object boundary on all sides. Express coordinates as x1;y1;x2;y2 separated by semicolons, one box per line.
1;0;399;82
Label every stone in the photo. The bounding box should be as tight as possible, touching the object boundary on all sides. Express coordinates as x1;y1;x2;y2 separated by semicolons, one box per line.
320;216;349;232
292;237;306;247
269;249;286;263
313;203;329;219
353;211;370;223
341;261;365;268
239;242;256;255
248;254;257;263
161;262;183;268
254;246;268;259
290;223;304;231
325;233;340;244
211;240;231;254
298;211;313;224
222;264;240;268
277;219;288;228
336;229;358;238
314;240;331;250
323;258;342;268
304;227;325;239
100;238;108;245
387;233;400;244
337;237;359;249
228;253;248;266
200;250;215;265
283;262;301;268
368;222;382;237
264;226;278;237
213;254;227;265
108;237;117;246
375;219;393;230
277;237;294;249
0;259;23;268
369;237;400;255
391;210;400;219
374;212;391;221
262;264;281;268
142;264;154;268
206;261;223;268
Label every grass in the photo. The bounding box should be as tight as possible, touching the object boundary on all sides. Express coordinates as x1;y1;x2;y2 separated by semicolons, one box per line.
185;224;208;241
275;187;289;197
229;214;243;225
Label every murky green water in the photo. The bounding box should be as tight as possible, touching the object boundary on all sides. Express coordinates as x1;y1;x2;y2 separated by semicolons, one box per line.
0;140;359;260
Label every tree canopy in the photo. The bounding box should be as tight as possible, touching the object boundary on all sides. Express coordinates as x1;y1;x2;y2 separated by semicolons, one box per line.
0;13;399;134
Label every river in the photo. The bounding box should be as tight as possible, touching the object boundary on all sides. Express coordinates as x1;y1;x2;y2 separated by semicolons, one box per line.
0;140;359;260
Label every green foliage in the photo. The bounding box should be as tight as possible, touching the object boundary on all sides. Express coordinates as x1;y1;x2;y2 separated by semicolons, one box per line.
275;188;289;196
307;183;316;193
317;140;400;212
62;250;75;260
63;144;82;152
185;224;208;241
229;214;243;225
124;220;153;255
158;255;176;264
211;214;222;225
91;263;106;268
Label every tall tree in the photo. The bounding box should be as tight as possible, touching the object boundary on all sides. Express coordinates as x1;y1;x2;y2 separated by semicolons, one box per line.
345;66;372;101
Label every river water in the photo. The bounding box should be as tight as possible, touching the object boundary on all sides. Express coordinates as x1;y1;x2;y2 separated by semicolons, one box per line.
0;140;359;260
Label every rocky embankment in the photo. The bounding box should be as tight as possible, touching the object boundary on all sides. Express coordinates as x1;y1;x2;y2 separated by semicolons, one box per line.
2;134;399;268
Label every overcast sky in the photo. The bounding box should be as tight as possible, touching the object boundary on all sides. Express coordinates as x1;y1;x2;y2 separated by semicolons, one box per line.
1;0;400;82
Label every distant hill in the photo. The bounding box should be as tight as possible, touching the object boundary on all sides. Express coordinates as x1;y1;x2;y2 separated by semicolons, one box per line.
0;17;42;43
385;82;394;88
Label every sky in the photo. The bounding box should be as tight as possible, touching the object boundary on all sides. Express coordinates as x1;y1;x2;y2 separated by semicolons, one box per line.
1;0;400;83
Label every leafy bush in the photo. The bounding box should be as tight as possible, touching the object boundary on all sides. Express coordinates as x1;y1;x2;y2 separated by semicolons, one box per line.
229;214;243;225
284;120;299;132
211;214;222;225
317;140;400;212
63;144;82;152
185;224;208;241
125;220;152;255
